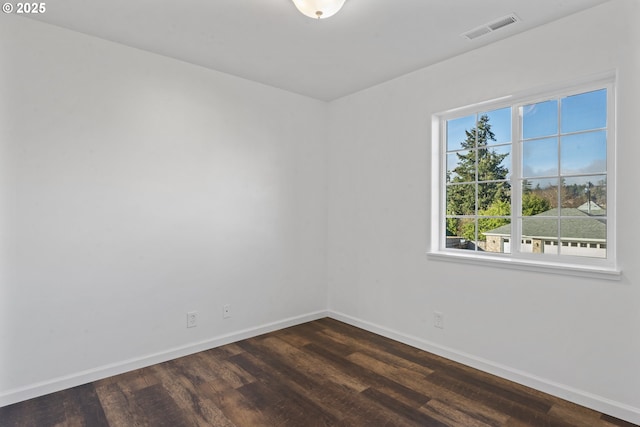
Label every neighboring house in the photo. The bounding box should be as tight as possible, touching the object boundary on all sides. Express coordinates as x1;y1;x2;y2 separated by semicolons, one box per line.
483;203;606;257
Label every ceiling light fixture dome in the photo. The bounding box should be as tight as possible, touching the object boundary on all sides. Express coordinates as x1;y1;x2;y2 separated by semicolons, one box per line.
292;0;346;19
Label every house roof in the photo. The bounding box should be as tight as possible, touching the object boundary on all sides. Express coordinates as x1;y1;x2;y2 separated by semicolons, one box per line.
577;201;606;216
484;208;606;241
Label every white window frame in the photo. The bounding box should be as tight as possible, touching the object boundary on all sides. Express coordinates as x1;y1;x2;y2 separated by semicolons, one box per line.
428;75;620;280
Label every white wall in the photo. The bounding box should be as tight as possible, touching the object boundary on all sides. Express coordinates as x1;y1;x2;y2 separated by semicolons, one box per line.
327;0;640;423
0;15;328;404
2;1;639;424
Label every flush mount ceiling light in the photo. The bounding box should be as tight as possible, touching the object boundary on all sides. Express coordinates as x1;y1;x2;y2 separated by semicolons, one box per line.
292;0;346;19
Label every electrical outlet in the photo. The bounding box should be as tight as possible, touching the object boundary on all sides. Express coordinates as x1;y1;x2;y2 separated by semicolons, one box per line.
434;311;444;329
223;304;231;319
187;311;198;328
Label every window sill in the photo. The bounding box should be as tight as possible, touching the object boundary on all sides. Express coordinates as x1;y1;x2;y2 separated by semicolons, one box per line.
426;251;622;281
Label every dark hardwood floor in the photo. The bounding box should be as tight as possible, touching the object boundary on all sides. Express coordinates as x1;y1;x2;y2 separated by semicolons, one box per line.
1;318;637;426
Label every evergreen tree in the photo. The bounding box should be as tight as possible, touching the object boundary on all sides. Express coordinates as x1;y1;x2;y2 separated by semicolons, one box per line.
446;115;510;236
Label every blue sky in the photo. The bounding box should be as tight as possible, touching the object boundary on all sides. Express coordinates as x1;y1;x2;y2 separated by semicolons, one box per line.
447;88;607;183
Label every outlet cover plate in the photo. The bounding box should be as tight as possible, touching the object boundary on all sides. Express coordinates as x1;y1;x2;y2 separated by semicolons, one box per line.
187;311;198;328
434;311;444;329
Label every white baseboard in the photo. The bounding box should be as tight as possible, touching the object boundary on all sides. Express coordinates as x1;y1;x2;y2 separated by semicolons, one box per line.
0;310;328;408
328;310;640;426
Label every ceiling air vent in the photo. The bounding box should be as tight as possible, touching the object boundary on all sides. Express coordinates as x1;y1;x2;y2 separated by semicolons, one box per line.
488;15;518;31
462;13;520;40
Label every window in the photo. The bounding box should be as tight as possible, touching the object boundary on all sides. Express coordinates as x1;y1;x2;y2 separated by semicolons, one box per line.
431;78;618;277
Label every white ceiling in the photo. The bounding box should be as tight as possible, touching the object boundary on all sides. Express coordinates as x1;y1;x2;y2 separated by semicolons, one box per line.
26;0;609;101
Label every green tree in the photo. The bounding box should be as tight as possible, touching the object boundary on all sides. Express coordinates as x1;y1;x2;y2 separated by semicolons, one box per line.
447;114;510;237
460;199;511;241
522;191;551;216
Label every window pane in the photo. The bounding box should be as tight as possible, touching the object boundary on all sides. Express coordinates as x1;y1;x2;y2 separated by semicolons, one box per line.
520;217;558;254
482;107;511;145
522;178;557;215
459;219;476;250
446;153;458;182
447;114;476;151
523;137;558;177
478;182;510;213
561;176;607;211
446;218;476;251
445;217;461;246
478;146;511;181
559;219;606;258
446;183;475;215
481;219;511;253
560;131;606;175
522;100;558;139
561;89;607;133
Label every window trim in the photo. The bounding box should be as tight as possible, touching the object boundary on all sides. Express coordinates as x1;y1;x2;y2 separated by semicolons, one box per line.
428;74;621;280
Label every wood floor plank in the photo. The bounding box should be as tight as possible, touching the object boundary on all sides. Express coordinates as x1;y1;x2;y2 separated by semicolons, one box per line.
0;392;66;427
230;349;340;426
98;368;159;393
197;381;270;427
305;342;432;408
401;375;511;426
149;361;236;427
426;371;574;427
546;400;610;426
420;398;495;427
347;351;434;393
360;387;447;427
296;327;357;357
194;351;256;389
600;414;640;427
200;342;246;360
321;328;436;377
237;337;414;427
270;327;317;348
246;336;419;426
257;335;369;392
60;383;110;427
335;327;556;413
236;378;335;427
95;381;151;427
131;383;193;427
1;318;637;427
